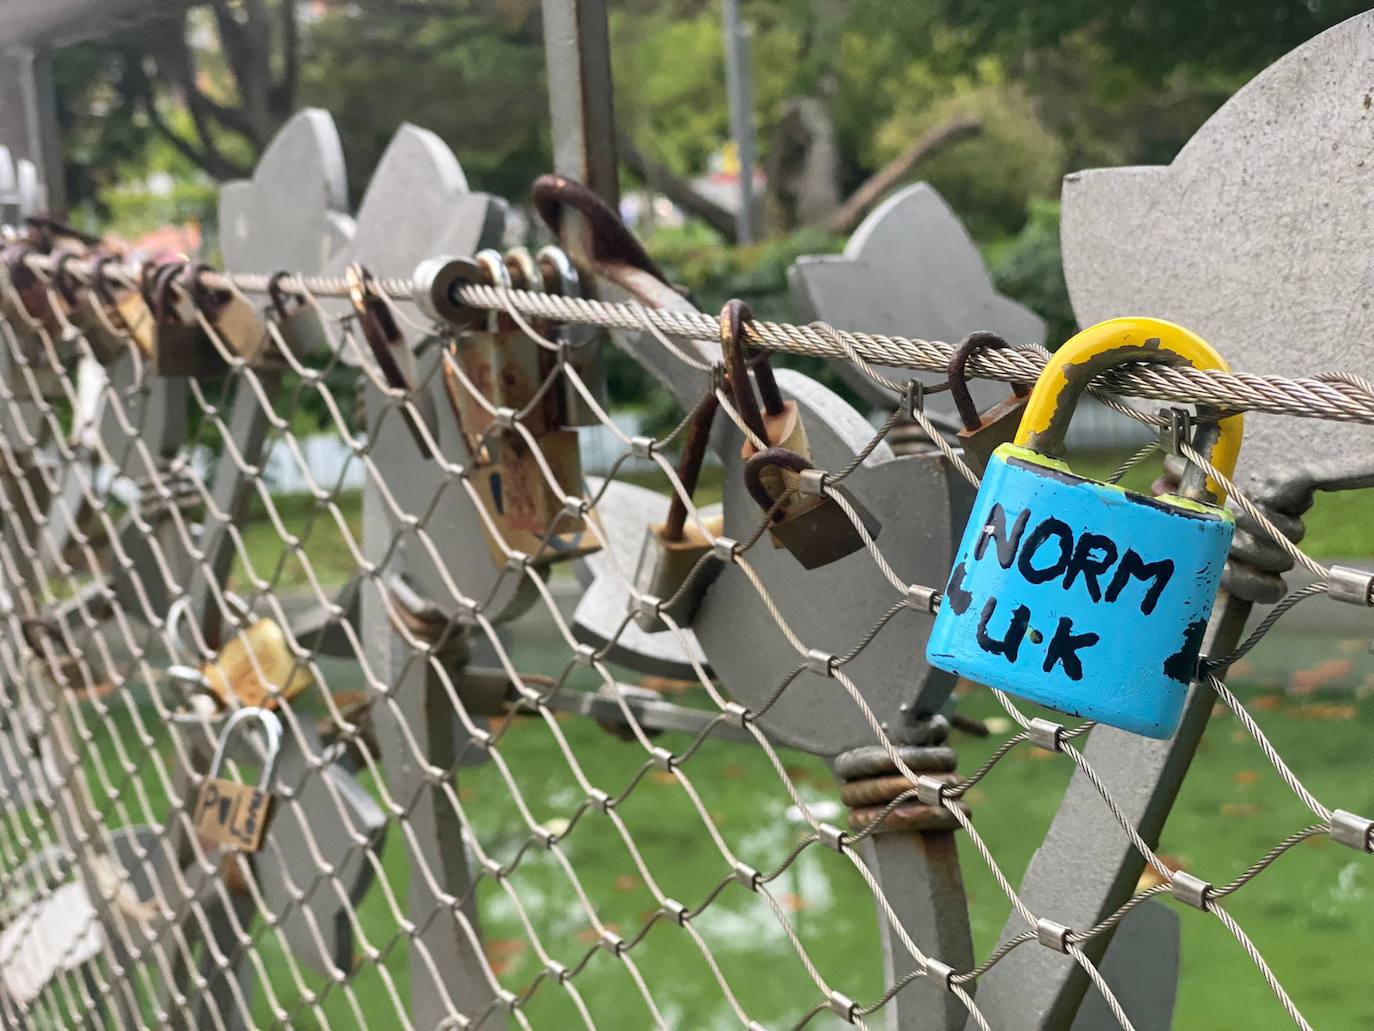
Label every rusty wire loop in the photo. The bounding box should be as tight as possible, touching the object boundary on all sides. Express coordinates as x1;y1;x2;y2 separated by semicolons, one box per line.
0;249;1366;1031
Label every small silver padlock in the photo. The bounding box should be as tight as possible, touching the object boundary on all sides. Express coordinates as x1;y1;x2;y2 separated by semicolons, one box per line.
743;446;882;570
630;393;725;632
267;271;331;359
948;331;1031;474
194;707;283;854
150;262;229;379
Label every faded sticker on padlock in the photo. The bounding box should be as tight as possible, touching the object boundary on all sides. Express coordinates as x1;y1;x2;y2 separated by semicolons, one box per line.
195;776;274;851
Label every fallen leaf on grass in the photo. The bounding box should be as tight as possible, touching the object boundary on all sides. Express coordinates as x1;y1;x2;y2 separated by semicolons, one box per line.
1289;659;1354;695
1288;702;1355;721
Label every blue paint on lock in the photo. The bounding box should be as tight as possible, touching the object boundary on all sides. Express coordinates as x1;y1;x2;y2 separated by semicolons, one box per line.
926;445;1233;738
925;317;1244;740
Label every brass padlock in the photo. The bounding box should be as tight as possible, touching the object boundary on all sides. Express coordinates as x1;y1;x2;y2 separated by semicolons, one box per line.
630;393;725;632
61;254;136;365
194;707;282;853
266;271;330;359
721;299;810;503
948;331;1030;474
744;447;881;569
172;617;315;711
150;262;229;378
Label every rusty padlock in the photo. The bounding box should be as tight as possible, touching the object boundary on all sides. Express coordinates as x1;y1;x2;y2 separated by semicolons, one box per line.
744;446;881;569
721;299;810;503
193;707;282;854
349;262;437;457
60;254;136;365
948;331;1030;473
445;248;561;455
267;270;331;359
466;427;600;567
629;392;725;632
0;244;64;391
149;262;228;378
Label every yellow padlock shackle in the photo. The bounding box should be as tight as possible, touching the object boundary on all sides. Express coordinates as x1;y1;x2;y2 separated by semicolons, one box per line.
1014;317;1243;504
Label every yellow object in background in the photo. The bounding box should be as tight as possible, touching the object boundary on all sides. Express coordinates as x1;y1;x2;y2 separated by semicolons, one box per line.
202;618;314;709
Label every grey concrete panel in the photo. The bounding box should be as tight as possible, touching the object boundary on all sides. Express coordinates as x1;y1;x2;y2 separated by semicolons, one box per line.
790;183;1045;415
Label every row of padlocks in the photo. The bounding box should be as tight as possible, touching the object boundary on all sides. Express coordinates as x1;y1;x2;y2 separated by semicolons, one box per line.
2;9;1374;1024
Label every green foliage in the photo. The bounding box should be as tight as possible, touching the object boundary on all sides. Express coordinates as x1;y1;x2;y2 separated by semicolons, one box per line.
984;199;1075;348
300;0;549;205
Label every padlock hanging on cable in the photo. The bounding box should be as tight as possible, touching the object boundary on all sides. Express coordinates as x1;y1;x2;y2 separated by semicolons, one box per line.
438;253;600;570
444;248;563;458
60;254;150;366
721;298;810;478
193;706;283;854
265;270;331;359
947;330;1031;474
629;391;726;632
348;261;438;458
148;263;228;378
743;447;881;570
925;317;1243;739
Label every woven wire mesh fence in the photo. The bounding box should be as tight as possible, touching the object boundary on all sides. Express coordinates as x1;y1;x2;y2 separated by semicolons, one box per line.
0;227;1369;1031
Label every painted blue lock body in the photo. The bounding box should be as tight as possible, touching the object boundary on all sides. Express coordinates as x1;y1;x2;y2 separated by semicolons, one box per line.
925;443;1234;739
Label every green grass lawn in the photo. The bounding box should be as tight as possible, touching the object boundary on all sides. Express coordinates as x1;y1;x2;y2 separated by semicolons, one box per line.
66;630;1374;1029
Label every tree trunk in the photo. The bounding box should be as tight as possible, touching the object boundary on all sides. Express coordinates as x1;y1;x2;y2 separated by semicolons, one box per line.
763;95;842;233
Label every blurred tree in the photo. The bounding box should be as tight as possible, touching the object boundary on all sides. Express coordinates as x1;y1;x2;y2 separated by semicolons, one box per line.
52;0;550;215
300;0;549;205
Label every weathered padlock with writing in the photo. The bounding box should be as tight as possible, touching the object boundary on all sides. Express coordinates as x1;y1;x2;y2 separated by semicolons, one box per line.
926;318;1242;738
948;330;1030;474
445;248;561;453
441;252;599;568
744;446;882;569
194;707;282;852
630;392;725;632
266;270;331;358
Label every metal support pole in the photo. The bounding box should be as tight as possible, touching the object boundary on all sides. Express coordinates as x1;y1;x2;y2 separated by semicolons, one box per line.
721;0;756;243
0;44;60;212
541;0;619;210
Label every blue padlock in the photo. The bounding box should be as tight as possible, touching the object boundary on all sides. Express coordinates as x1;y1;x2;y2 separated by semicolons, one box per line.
926;318;1244;739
